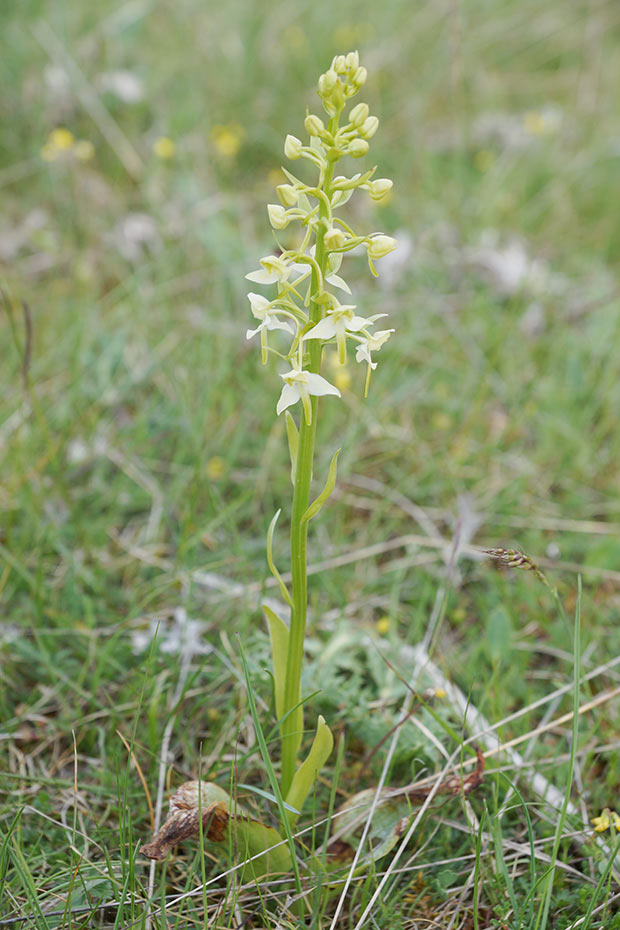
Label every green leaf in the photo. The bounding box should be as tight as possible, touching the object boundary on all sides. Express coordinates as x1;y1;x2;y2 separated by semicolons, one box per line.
285;715;333;825
266;510;293;608
233;817;294;881
301;449;340;525
325;787;412;871
263;604;290;721
263;604;303;762
285;411;299;485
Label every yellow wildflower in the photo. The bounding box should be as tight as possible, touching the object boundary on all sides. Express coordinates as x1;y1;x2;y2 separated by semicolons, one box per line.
375;616;390;635
41;127;76;161
211;123;245;158
206;456;226;480
153;137;175;159
48;128;75;150
592;809;620;832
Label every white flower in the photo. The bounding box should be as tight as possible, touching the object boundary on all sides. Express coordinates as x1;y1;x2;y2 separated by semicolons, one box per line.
305;305;373;363
276;367;340;425
246;292;295;362
246;316;294;339
245;254;310;287
355;328;394;396
355;329;394;367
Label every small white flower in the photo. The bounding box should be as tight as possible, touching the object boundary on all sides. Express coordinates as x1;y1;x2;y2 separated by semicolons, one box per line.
284;134;303;159
245;254;310;287
246;292;295;362
276;366;340;425
367;235;397;260
246;317;294;338
267;204;290;229
365;178;393;202
324;227;346;250
355;329;394;396
276;184;298;206
355;329;394;367
247;292;271;317
359;116;379;139
305;305;373;364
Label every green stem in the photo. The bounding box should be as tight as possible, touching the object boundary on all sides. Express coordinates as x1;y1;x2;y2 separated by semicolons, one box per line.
280;122;339;799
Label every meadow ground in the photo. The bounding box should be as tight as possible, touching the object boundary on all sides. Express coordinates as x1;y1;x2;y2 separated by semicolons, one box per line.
1;1;620;927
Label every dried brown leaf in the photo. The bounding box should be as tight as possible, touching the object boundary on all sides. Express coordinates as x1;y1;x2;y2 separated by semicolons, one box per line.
141;781;231;861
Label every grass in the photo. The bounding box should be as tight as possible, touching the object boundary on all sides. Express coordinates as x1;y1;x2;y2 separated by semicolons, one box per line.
1;0;620;926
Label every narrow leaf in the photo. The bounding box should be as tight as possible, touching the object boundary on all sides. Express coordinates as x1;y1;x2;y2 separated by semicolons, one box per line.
263;604;289;721
284;716;334;825
301;449;340;525
266;510;294;608
285;411;299;485
237;783;300;815
263;604;303;759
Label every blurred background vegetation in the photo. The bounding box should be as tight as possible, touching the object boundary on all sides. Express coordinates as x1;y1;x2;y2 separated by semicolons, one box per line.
1;0;619;925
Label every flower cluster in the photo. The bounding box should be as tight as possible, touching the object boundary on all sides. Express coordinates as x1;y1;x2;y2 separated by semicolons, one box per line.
245;51;396;424
591;809;620;832
41;128;94;163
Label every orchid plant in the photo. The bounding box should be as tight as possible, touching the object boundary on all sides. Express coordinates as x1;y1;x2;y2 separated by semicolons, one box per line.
245;51;396;816
142;50;399;882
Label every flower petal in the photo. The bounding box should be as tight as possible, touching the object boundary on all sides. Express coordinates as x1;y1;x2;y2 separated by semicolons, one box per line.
265;317;295;334
276;383;300;415
304;373;341;397
305;318;337;341
245;268;279;284
347;315;373;332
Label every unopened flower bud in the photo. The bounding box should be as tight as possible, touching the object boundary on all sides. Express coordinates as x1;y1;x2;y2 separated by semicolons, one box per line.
333;55;347;74
348;138;369;158
324;227;346;250
318;69;338;96
368;178;393;201
276;183;298;206
360;116;379;139
345;51;360;72
284;134;303;159
367;235;397;259
352;66;367;89
267;203;290;229
304;114;325;137
349;103;369;128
